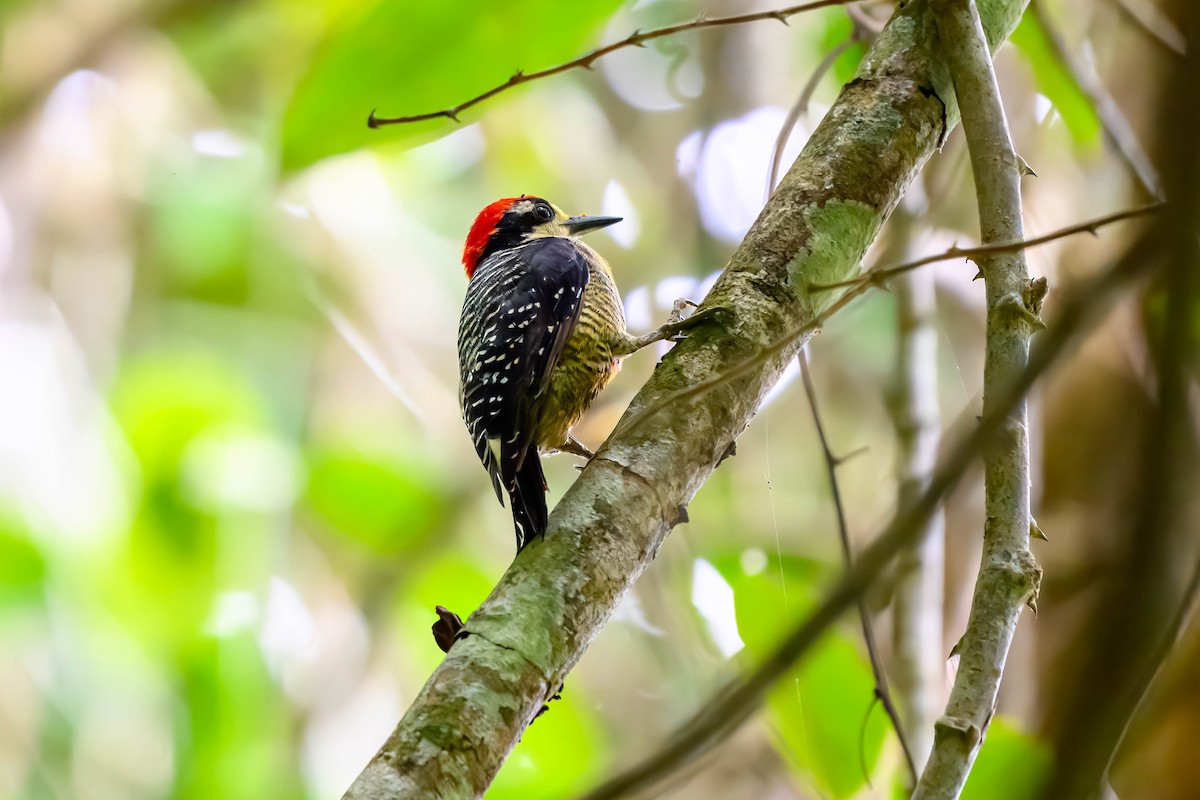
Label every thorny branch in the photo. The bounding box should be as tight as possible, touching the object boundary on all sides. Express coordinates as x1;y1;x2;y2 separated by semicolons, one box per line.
913;0;1043;793
367;0;854;127
617;204;1158;440
798;349;920;783
579;239;1156;800
810;203;1161;291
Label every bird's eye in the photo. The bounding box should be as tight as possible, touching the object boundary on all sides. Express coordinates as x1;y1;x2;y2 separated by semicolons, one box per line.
533;204;554;222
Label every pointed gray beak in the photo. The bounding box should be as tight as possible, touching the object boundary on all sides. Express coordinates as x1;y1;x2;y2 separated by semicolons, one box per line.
564;215;622;235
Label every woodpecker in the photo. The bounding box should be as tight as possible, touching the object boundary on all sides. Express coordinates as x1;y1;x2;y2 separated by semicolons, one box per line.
458;195;691;552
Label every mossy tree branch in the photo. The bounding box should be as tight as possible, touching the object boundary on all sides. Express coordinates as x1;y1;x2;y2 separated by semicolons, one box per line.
912;0;1043;796
341;1;1030;797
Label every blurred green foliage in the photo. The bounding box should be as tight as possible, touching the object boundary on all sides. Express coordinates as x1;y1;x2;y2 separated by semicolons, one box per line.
0;0;1139;797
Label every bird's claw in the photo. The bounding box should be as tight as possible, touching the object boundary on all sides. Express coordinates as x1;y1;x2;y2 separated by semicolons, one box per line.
667;297;700;325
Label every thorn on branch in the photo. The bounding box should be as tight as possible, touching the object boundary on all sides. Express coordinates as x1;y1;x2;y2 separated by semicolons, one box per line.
534;683;565;722
1027;276;1049;317
509;70;525;84
832;444;870;466
1030;516;1049;542
432;605;467;653
936;714;984;749
444;109;462;123
771;10;791;24
717;439;738;468
999;291;1047;331
367;109;380;129
675;504;690;525
1017;154;1038;177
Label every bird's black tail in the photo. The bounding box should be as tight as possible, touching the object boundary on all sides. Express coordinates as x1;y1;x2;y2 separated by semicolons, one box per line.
508;452;548;552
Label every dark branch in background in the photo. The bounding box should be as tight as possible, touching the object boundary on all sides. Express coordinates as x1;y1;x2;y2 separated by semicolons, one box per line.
798;350;920;784
1038;3;1200;796
579;239;1156;800
811;203;1161;291
367;0;853;127
618;204;1158;440
1106;0;1187;55
1030;1;1162;198
914;0;1044;793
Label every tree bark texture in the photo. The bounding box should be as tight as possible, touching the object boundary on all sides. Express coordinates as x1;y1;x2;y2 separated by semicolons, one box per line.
342;1;1029;797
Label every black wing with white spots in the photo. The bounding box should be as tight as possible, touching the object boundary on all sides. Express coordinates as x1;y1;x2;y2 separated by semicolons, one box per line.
458;237;589;550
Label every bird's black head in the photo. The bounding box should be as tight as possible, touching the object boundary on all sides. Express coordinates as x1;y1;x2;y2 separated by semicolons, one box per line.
462;195;621;277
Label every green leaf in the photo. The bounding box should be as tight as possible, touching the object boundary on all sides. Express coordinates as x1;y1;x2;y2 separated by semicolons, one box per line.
281;0;624;170
716;552;885;797
960;718;1053;800
305;449;442;553
1010;10;1101;145
769;635;888;799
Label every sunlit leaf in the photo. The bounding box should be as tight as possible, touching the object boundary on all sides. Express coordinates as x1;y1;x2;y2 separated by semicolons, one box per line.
1010;10;1101;145
281;0;624;169
769;635;888;799
715;552;886;797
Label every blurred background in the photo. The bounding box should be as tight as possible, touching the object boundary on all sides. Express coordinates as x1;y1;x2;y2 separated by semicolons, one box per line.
0;0;1194;798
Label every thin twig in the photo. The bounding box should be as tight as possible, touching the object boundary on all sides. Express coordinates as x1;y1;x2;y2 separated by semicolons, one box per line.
811;202;1161;292
579;239;1154;800
367;0;854;127
768;8;881;193
616;204;1157;441
768;39;855;193
1031;1;1162;197
798;349;920;784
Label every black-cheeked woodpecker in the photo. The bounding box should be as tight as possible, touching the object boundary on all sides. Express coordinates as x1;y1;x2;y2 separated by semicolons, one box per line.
457;195;693;552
